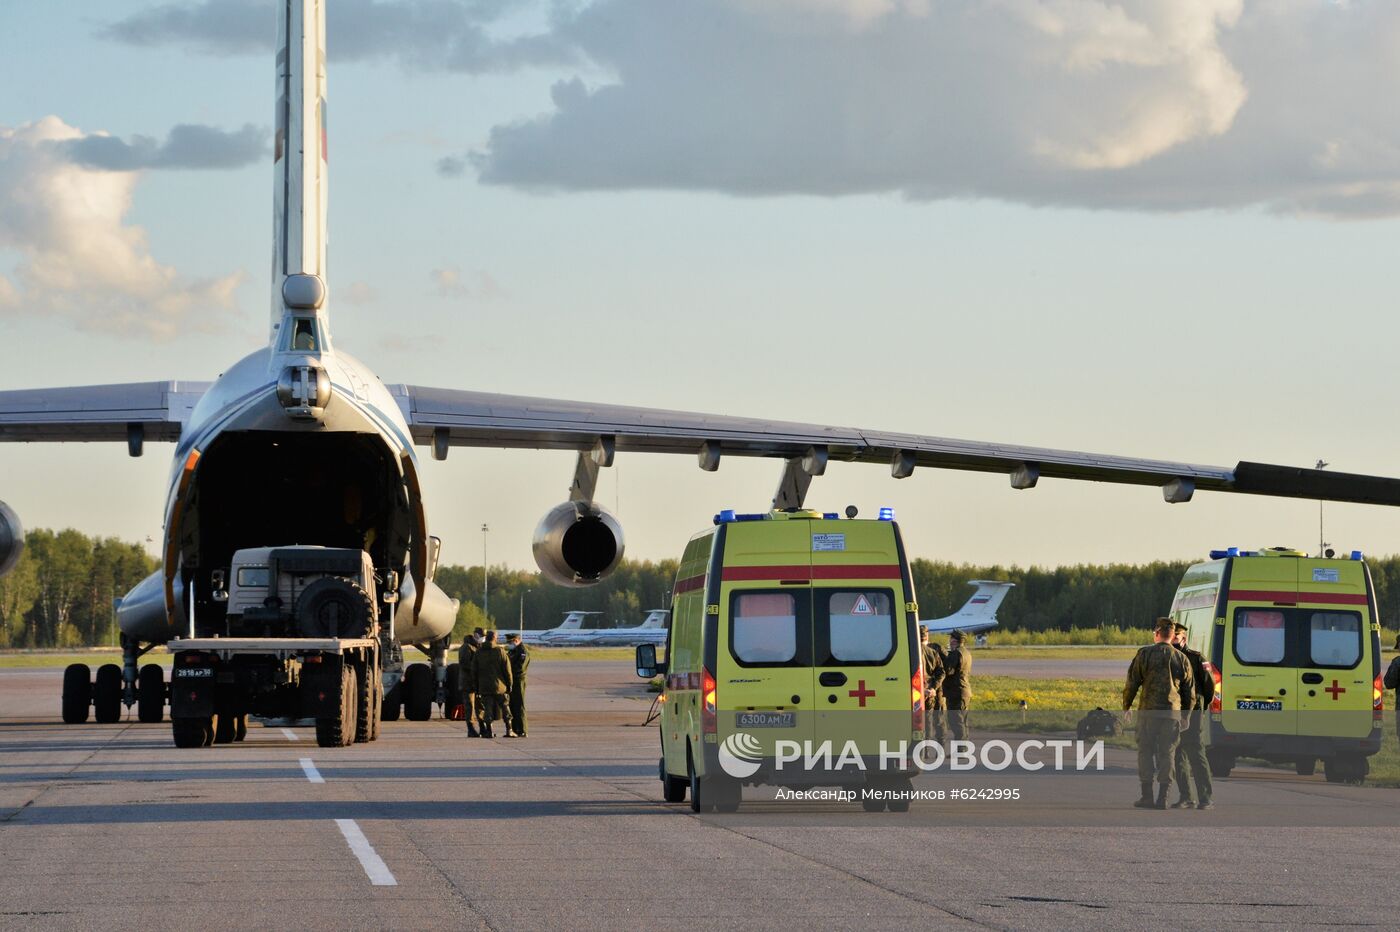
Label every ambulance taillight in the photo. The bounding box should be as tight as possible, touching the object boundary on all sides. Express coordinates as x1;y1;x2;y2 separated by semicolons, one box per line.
1206;662;1222;714
911;666;924;732
1374;673;1384;711
702;667;717;734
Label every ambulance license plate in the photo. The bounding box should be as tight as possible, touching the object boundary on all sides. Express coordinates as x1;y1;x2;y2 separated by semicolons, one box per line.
1236;700;1282;711
736;712;795;728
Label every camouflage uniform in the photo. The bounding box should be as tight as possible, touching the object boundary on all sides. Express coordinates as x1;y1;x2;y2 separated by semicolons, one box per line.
471;638;514;737
457;638;479;736
922;640;947;743
507;639;530;737
1123;641;1193;808
1384;653;1400;745
943;642;973;742
1172;641;1215;807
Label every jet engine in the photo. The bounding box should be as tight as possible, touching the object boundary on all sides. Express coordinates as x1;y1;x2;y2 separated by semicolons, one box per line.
0;500;22;579
532;501;625;587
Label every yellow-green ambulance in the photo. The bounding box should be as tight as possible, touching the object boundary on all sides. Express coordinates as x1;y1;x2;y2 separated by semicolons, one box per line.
1169;547;1383;784
636;508;923;812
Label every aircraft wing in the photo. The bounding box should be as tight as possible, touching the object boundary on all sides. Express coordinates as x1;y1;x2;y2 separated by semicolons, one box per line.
392;385;1400;506
0;381;209;443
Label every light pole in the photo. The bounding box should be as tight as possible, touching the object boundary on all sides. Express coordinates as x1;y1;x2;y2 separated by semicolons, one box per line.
481;522;489;621
1316;459;1329;557
519;589;530;639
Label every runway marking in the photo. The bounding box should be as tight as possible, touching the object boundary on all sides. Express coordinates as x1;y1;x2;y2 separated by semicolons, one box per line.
335;819;397;886
281;728;298;741
299;758;324;783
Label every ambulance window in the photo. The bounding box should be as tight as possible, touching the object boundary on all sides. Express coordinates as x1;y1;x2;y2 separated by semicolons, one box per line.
731;592;798;665
824;591;895;664
1233;609;1287;665
1308;612;1361;668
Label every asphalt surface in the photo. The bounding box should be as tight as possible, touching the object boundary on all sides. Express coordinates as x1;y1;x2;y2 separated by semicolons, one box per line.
2;658;1398;930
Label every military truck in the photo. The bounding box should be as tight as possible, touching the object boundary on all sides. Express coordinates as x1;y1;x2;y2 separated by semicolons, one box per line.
164;545;397;749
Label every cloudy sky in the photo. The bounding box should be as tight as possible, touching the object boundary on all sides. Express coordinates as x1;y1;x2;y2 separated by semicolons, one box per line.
3;0;1400;577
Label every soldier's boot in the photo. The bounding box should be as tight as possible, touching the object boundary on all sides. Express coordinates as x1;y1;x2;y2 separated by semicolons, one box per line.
1132;781;1154;808
1154;784;1170;810
467;723;479;738
1170;794;1195;809
1196;798;1214;810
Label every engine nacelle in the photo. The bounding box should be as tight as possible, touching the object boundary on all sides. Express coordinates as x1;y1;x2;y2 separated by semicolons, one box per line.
532;501;625;588
0;500;23;579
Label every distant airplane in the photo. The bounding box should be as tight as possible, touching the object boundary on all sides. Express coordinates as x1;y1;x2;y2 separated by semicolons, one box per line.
921;580;1015;637
523;610;669;647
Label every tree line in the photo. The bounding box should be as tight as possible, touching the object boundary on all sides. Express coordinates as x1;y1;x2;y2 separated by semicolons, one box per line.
6;528;1400;647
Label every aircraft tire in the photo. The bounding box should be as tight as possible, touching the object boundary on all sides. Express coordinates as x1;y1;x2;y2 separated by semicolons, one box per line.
137;664;165;723
61;663;92;724
403;663;433;721
381;680;402;721
172;717;206;748
444;662;461;716
93;664;123;724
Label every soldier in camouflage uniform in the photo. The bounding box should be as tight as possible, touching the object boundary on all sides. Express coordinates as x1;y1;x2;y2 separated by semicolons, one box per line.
471;629;514;738
1171;622;1215;810
457;629;481;737
943;630;973;743
920;627;946;745
1123;619;1194;809
505;632;530;738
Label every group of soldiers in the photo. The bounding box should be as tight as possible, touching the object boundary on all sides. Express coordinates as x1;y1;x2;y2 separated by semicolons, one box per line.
920;627;973;744
455;628;530;738
1122;618;1214;810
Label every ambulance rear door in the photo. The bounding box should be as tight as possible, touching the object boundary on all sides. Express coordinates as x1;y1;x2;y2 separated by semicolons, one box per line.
1295;561;1373;740
718;520;816;754
810;521;912;757
1221;558;1297;737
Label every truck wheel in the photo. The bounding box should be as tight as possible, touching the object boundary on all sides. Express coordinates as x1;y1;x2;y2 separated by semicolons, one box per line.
403;663;433;721
1206;748;1234;779
1295;758;1316;777
367;675;382;741
62;664;92;724
295;578;374;639
861;794;887;813
687;748;704;813
214;713;237;744
316;663;358;748
1324;755;1367;785
381;681;402;721
661;748;687;803
355;661;373;744
708;776;742;813
172;717;206;748
93;664;123;723
137;664;165;723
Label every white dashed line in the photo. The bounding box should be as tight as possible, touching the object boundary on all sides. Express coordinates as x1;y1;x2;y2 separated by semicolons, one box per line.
335;819;397;886
299;758;324;783
281;728;299;741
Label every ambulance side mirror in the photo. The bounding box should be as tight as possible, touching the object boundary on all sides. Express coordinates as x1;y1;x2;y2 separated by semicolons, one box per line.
636;644;666;679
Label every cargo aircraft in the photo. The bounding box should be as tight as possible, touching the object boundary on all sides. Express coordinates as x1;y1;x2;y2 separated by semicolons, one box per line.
523;610;669;647
2;0;1399;743
921;580;1015;637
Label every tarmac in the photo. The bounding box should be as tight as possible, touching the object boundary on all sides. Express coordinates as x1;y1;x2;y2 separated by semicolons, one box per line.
2;658;1398;930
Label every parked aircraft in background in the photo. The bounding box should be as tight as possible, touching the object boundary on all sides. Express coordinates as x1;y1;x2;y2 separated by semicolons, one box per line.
921;580;1015;637
524;610;669;647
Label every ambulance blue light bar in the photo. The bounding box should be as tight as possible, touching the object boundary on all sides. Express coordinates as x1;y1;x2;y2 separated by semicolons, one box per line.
713;510;769;524
878;507;895;521
1209;547;1240;559
1351;550;1364;560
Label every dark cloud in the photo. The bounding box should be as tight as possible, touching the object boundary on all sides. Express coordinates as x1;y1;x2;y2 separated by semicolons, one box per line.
101;0;577;73
57;124;267;171
436;155;469;178
464;0;1400;219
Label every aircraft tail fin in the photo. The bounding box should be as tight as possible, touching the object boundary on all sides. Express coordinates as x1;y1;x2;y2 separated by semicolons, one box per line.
922;580;1015;635
271;0;330;345
556;611;600;630
638;610;669;629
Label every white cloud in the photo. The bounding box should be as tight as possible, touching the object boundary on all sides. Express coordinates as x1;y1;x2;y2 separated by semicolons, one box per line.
466;0;1400;217
430;266;502;300
339;281;379;306
0;117;244;340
